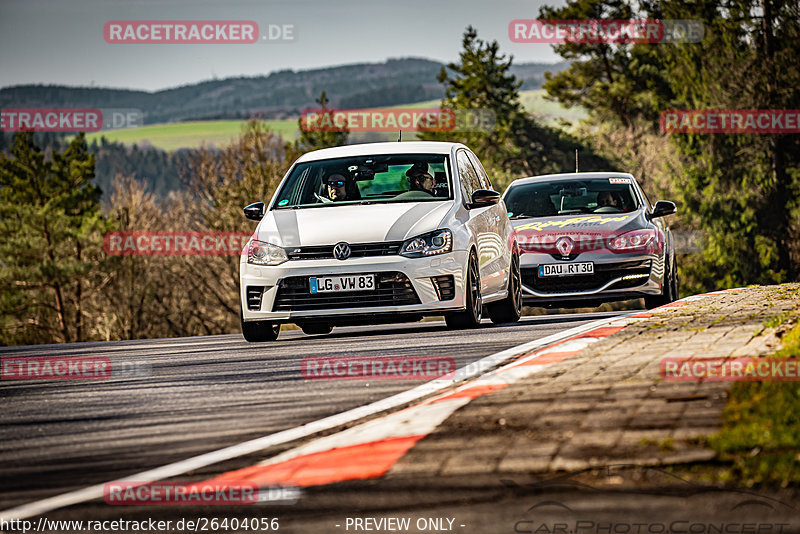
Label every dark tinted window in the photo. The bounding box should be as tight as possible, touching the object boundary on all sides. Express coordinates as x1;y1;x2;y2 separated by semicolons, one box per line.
456;150;481;199
466;151;493;191
640;185;653;209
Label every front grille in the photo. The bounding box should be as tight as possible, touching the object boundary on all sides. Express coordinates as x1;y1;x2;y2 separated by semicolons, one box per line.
272;271;420;312
246;286;265;311
522;260;651;294
431;275;455;301
286;241;403;260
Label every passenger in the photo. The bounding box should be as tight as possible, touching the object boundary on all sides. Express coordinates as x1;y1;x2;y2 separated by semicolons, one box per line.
406;163;436;195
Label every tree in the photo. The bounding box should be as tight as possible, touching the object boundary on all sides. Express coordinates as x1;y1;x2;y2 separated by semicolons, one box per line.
176;119;289;335
421;26;527;172
422;26;612;189
0;121;299;345
660;0;800;288
0;133;109;344
287;91;349;162
100;175;175;340
539;0;674;130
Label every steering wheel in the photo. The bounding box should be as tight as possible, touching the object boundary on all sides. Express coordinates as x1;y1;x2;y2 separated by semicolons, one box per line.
594;206;622;213
395;190;435;200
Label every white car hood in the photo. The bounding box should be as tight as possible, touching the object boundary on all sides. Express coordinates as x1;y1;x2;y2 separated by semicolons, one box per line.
255;201;452;247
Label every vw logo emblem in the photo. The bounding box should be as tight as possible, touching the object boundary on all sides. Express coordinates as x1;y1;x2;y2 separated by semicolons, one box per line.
555;236;574;256
333;242;351;260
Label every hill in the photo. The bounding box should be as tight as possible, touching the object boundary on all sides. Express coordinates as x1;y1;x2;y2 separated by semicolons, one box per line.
0;58;568;124
83;89;585;152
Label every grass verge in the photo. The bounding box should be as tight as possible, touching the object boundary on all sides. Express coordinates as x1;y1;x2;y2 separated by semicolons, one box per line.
704;318;800;487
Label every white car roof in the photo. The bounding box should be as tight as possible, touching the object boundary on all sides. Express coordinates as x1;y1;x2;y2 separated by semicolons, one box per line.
506;172;636;189
295;141;465;163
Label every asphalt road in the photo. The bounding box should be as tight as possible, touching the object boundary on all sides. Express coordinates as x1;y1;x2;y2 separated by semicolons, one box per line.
0;312;623;514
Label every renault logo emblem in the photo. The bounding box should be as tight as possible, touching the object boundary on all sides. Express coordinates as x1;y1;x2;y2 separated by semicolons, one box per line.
333;242;351;260
555;236;574;256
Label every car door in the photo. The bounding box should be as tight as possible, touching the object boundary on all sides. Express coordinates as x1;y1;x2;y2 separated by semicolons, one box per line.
456;149;494;295
466;150;510;295
637;181;670;281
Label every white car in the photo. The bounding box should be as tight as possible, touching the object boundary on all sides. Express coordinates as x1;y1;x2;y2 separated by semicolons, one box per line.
239;141;521;341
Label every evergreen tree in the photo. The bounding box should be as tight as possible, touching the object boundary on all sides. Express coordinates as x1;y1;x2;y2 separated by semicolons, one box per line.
287;91;349;162
538;0;673;129
421;26;527;172
0;133;108;344
422;26;611;188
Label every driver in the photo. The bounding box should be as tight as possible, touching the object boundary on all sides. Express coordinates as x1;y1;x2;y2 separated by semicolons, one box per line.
406;162;436;195
529;191;557;216
597;191;620;209
324;173;350;201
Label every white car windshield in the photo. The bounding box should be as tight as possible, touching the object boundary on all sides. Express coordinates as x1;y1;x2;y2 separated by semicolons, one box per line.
272;154;452;209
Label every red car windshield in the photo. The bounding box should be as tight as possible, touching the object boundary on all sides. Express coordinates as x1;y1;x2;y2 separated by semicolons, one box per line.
505;178;639;218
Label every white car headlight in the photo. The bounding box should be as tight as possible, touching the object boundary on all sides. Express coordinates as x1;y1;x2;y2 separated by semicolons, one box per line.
400;229;453;258
247;240;288;266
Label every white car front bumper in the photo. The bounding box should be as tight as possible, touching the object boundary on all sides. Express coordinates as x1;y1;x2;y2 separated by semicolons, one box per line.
240;250;469;322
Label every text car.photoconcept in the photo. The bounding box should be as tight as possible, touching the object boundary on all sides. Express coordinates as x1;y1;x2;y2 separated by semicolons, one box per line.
239;141;522;341
502;172;677;309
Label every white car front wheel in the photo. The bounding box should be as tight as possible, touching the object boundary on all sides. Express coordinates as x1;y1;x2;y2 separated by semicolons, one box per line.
445;252;482;329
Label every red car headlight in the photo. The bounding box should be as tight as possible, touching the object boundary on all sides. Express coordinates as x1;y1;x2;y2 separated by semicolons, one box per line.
608;229;662;253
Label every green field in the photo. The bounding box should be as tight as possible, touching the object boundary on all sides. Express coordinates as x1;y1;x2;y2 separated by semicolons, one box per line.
393;89;585;122
85;119;298;152
519;89;587;123
85;90;584;152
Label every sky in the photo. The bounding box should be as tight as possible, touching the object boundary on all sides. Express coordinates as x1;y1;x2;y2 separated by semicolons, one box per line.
0;0;565;92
